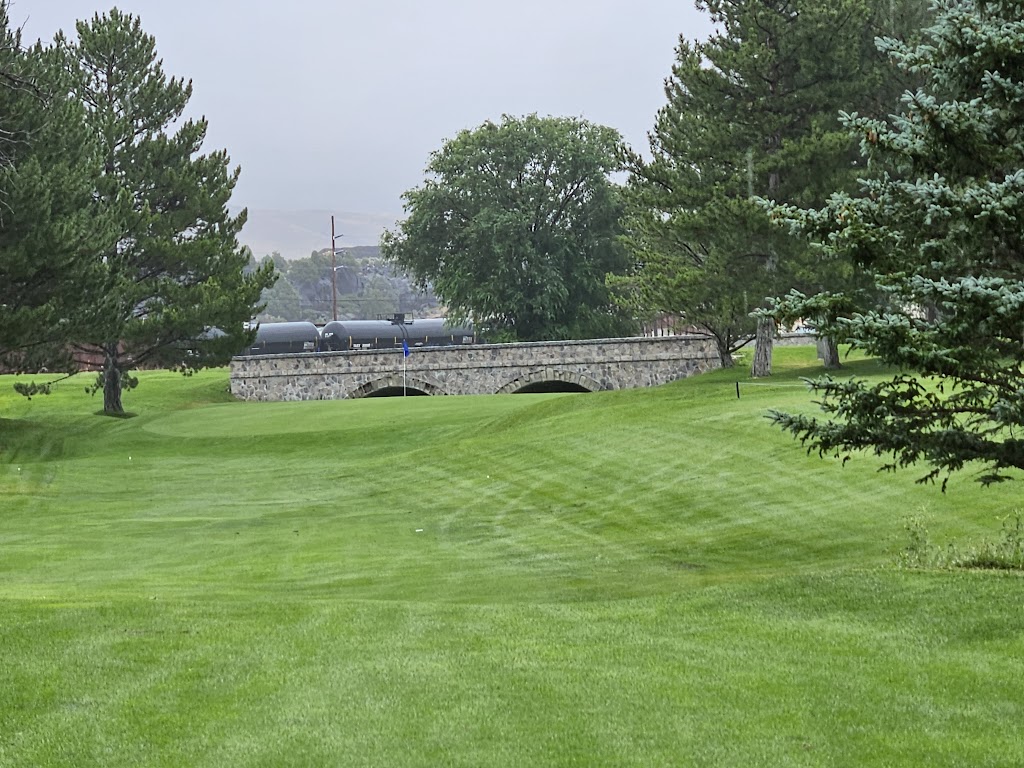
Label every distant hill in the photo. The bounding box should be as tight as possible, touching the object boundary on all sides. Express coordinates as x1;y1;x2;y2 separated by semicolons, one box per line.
236;208;400;260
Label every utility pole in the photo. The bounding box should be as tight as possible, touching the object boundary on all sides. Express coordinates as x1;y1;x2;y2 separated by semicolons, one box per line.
330;215;338;322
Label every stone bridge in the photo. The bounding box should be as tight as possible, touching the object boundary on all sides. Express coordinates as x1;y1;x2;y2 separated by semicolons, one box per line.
229;335;720;401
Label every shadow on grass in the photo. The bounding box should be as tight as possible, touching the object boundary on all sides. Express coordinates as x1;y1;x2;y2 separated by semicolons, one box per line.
94;410;138;419
0;418;67;462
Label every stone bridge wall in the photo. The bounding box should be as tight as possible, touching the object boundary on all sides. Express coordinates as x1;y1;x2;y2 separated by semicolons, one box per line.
229;335;720;401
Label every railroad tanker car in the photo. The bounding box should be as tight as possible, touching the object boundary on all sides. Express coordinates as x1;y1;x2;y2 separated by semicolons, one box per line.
321;319;476;351
242;319;477;356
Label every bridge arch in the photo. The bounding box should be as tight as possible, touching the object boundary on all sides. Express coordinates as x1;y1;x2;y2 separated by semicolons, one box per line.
350;375;448;399
495;368;607;395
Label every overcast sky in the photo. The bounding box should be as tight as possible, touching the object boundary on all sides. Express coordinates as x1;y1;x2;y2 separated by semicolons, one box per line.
16;1;712;229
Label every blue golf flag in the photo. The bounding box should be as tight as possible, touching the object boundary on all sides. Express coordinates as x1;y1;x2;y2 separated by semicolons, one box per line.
402;339;410;357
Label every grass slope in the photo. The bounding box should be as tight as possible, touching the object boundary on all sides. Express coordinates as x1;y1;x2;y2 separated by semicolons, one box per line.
1;349;1021;767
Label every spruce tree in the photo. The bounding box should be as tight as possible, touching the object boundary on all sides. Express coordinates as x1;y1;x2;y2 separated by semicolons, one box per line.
769;0;1024;488
56;10;273;413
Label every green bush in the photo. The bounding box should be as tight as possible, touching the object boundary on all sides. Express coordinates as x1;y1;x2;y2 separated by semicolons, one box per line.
898;513;1024;571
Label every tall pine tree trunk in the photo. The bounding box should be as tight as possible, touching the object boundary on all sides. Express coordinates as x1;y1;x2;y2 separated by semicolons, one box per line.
102;345;124;414
751;316;774;377
817;336;841;369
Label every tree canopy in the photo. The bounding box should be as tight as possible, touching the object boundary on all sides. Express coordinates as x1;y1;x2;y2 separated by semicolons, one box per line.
381;114;636;342
617;0;917;371
0;4;113;369
768;0;1024;488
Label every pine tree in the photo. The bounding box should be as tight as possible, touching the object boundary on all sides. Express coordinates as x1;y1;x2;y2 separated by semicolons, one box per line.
0;4;115;370
56;10;274;413
620;0;911;372
768;0;1024;488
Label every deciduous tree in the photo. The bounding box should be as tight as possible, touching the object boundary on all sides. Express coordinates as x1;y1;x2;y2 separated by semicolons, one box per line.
382;114;636;341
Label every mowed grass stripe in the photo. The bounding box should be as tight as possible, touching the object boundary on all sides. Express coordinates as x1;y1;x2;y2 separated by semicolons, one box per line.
4;573;1020;766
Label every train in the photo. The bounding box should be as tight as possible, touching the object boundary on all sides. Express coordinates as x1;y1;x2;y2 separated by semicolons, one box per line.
241;318;478;356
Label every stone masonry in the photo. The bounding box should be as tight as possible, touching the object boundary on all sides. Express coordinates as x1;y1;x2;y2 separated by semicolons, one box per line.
229;335;721;401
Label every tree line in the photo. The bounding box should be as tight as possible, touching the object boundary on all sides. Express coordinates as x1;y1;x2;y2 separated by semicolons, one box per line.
382;0;1024;487
384;0;929;365
250;247;440;325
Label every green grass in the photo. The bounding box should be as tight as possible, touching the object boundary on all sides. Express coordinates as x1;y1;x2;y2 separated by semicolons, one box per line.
1;349;1022;767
